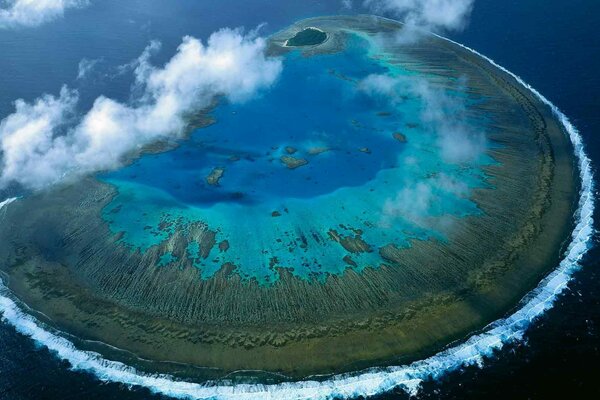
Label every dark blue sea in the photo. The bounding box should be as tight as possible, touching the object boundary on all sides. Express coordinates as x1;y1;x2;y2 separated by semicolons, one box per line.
1;0;599;399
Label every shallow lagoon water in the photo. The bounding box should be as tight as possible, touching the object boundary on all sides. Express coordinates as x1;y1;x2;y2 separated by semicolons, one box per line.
101;34;489;283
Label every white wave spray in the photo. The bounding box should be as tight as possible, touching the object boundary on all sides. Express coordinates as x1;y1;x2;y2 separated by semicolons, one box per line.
0;37;595;399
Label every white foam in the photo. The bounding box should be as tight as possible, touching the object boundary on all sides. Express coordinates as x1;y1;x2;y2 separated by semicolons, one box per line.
0;197;17;210
0;38;595;399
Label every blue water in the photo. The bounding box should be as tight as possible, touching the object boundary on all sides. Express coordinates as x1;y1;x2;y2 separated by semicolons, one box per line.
1;0;600;399
103;36;393;205
99;34;489;283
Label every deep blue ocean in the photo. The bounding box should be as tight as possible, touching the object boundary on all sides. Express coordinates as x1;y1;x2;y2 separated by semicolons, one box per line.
1;0;599;399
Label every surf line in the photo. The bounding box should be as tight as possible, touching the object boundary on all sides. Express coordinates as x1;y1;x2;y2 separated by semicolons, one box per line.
0;38;595;399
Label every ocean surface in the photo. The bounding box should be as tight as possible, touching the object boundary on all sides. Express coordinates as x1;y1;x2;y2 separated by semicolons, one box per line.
1;0;599;399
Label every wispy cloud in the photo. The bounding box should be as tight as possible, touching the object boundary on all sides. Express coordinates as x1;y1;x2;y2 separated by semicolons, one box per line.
364;0;475;41
76;57;101;80
0;0;88;29
359;73;486;164
381;173;469;227
359;72;486;227
0;28;282;190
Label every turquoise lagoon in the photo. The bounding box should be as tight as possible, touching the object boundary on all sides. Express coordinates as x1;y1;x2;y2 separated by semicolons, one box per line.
101;34;492;284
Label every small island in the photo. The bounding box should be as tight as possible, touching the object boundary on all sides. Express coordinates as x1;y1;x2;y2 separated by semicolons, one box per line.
205;167;225;186
393;132;407;142
280;155;309;169
285;27;327;47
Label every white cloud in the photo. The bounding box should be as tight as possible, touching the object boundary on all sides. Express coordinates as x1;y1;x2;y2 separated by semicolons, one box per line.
0;88;78;188
359;72;486;229
415;78;485;163
381;173;469;227
76;58;101;80
364;0;475;40
359;74;401;100
359;73;486;164
0;0;88;29
0;28;282;190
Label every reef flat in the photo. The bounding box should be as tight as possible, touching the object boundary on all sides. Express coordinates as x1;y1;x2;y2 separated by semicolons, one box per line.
0;15;578;381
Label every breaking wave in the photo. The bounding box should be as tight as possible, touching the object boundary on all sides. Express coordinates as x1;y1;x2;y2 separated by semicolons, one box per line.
0;38;595;399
